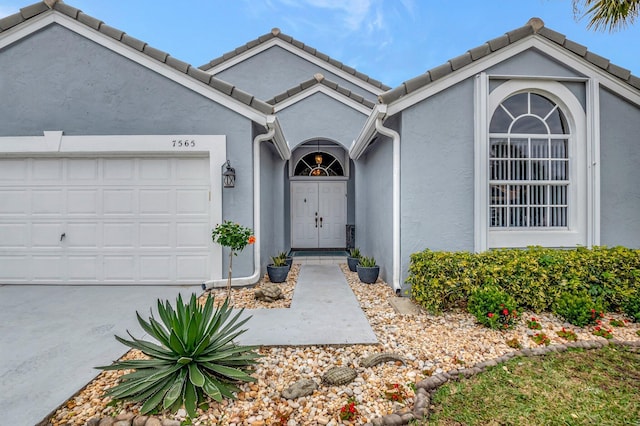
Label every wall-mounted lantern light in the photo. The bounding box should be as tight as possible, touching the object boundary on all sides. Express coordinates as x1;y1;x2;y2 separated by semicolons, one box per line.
222;160;236;188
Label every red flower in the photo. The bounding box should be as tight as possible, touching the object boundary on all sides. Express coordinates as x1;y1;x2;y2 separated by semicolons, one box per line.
600;312;605;318
502;308;509;315
595;326;601;331
488;312;494;318
248;235;256;245
531;317;537;321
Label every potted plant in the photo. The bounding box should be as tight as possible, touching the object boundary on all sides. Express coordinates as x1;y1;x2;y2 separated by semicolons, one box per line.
276;251;293;270
347;248;361;272
267;255;289;283
356;256;379;284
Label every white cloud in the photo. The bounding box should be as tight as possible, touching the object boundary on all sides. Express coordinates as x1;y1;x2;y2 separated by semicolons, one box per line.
285;0;379;32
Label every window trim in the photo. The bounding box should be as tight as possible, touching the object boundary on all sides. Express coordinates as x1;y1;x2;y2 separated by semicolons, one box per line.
474;75;597;251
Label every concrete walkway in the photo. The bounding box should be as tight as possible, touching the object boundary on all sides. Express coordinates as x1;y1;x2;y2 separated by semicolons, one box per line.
0;264;376;425
237;264;378;346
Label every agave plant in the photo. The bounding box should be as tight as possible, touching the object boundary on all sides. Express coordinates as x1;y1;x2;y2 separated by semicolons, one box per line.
97;293;260;417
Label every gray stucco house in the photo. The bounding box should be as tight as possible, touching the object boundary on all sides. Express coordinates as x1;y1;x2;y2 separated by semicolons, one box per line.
1;2;639;293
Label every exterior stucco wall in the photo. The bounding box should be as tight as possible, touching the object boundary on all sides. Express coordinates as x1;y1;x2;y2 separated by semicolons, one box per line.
259;137;287;270
213;45;378;103
487;48;585;79
276;92;369;149
399;79;476;284
0;24;257;277
599;89;640;248
354;124;395;284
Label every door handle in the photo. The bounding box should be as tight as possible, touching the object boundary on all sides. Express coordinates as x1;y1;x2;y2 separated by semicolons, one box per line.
319;217;323;228
60;232;66;242
315;217;318;228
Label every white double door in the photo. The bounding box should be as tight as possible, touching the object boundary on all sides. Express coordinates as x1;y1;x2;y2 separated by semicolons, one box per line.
291;181;346;248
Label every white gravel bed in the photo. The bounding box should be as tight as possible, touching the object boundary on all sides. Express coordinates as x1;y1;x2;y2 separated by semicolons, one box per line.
49;264;640;426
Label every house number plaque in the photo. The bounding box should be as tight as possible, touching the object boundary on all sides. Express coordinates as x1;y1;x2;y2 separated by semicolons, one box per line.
172;139;196;148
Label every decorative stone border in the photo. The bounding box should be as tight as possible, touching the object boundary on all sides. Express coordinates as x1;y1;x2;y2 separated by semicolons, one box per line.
365;339;640;426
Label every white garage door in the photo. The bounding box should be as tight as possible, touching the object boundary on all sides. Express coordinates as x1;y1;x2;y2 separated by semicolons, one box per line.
0;156;211;284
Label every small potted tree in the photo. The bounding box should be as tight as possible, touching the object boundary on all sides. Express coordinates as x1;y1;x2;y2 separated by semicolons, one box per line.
347;248;361;272
276;251;293;270
267;255;289;283
356;256;379;284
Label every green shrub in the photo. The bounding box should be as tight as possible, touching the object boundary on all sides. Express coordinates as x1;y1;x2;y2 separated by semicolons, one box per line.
468;286;519;330
622;292;640;323
406;246;640;314
552;291;604;327
98;294;260;417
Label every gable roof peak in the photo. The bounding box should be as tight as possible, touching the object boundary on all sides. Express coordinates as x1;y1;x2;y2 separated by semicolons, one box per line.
199;27;391;91
527;17;545;33
44;0;60;8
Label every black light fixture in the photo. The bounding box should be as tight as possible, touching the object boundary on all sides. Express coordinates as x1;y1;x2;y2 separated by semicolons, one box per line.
222;160;235;188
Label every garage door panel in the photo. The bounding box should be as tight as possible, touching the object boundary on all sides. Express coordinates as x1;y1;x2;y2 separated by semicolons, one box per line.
140;158;171;180
139;223;171;248
103;158;135;181
176;223;209;248
0;223;28;247
177;255;208;280
177;158;209;181
32;223;64;247
67;190;99;215
140;190;172;215
67;159;99;181
0;159;27;180
66;223;100;247
104;256;136;280
0;256;28;280
140;256;172;281
103;189;135;215
32;158;63;181
32;256;64;280
176;190;208;214
32;190;64;215
0;190;28;214
68;255;100;281
103;223;136;248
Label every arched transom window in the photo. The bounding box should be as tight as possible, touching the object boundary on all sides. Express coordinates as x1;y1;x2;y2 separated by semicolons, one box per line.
489;92;570;228
294;151;344;177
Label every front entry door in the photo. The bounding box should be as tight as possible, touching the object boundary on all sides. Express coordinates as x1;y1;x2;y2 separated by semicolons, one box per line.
291;181;346;248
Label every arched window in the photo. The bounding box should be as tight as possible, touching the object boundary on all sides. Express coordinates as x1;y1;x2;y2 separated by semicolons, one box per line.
475;78;591;251
489;92;570;228
294;151;344;177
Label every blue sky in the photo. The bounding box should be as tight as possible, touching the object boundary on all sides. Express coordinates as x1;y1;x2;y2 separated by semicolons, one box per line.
1;0;639;87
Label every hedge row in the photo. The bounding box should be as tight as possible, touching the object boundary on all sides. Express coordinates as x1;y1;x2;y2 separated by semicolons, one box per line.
406;246;640;314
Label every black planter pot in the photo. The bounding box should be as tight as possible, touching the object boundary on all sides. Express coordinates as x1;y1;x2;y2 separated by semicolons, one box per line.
356;265;380;284
285;257;293;270
347;257;360;272
267;264;289;283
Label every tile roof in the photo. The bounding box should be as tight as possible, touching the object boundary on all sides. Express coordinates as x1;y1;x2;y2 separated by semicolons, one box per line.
379;17;640;104
199;27;391;92
0;1;274;115
266;73;376;109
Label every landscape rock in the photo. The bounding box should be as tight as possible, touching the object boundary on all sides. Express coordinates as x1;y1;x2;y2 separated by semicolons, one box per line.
254;284;284;302
282;379;318;399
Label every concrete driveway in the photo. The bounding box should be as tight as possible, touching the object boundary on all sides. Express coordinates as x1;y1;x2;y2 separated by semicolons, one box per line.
0;284;200;426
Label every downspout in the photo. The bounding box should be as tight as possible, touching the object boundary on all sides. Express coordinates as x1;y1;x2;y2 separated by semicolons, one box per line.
202;126;276;290
374;117;401;292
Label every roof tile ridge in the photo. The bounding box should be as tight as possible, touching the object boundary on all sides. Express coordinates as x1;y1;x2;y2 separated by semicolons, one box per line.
198;27;391;91
266;73;375;109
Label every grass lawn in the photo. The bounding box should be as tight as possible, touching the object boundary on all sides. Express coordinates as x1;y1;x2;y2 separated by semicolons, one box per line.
427;345;640;425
